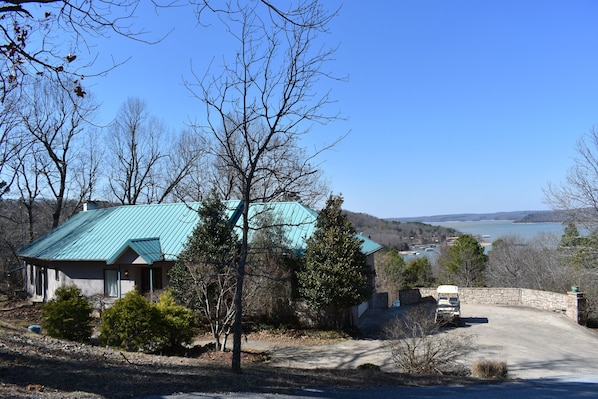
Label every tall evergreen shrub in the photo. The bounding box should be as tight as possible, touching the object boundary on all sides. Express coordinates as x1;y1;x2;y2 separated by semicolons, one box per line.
42;285;93;342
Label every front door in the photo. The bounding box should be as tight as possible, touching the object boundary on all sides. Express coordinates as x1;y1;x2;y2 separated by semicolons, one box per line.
140;267;162;293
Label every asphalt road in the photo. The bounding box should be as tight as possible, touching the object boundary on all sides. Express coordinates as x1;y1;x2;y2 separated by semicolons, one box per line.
145;381;598;399
146;304;598;398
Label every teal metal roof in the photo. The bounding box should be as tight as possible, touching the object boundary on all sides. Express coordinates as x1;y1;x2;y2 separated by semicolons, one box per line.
357;233;384;256
18;201;382;263
107;238;163;265
241;202;383;256
18;201;242;262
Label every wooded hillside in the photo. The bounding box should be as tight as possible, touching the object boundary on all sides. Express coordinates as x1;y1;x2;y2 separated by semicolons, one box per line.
344;210;459;251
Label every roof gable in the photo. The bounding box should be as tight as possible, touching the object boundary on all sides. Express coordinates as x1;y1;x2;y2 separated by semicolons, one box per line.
107;238;163;265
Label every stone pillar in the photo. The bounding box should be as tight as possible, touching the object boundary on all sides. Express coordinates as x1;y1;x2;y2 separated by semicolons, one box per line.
567;291;588;325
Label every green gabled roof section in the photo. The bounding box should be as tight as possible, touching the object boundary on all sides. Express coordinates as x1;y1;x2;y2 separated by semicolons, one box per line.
18;201;242;263
240;201;383;257
357;233;384;256
107;238;163;265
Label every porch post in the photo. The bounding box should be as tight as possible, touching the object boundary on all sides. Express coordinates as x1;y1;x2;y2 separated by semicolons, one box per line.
149;267;154;302
117;265;122;299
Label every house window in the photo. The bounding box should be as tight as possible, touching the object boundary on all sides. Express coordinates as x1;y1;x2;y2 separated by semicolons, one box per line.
104;269;118;297
55;269;60;281
35;267;43;296
29;264;34;284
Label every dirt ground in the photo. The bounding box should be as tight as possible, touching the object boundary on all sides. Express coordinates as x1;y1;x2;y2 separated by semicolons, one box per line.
4;299;597;398
0;301;479;399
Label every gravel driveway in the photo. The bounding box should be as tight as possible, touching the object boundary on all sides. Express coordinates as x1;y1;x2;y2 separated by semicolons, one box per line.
239;304;598;381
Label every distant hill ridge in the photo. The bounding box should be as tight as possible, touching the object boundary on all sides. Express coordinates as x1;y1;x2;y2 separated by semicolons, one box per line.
390;210;567;224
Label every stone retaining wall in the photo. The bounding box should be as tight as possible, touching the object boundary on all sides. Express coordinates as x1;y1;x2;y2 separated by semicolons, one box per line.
400;287;587;325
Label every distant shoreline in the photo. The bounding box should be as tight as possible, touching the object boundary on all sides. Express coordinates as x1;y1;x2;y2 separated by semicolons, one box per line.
390;209;566;224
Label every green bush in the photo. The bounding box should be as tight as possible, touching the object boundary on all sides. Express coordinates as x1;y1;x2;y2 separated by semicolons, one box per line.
100;289;195;352
100;290;162;351
42;285;93;342
154;290;195;349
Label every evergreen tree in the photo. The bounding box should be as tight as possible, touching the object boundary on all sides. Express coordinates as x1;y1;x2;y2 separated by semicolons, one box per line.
375;249;406;295
442;234;487;287
560;223;581;248
403;257;435;288
297;195;371;328
169;192;239;350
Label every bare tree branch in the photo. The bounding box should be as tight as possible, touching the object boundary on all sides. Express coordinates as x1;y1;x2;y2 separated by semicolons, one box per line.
187;0;343;373
544;128;598;226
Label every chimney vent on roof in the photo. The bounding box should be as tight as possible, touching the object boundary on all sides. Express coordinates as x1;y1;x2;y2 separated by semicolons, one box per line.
83;201;99;212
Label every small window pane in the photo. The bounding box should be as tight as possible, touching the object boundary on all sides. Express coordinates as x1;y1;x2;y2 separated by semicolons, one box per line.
104;270;118;297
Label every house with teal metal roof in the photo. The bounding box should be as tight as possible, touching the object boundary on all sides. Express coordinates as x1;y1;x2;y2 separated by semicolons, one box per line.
18;201;382;307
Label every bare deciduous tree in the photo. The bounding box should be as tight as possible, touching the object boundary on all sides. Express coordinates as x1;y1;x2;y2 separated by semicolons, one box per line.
0;95;21;198
16;76;98;228
0;0;314;103
162;129;207;202
106;97;203;204
107;97;166;205
486;234;569;292
543;130;598;322
12;145;45;243
0;0;167;102
545;128;598;226
384;304;474;375
189;0;341;373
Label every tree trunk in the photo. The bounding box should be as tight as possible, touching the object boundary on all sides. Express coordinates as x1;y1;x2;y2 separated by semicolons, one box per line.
231;201;250;373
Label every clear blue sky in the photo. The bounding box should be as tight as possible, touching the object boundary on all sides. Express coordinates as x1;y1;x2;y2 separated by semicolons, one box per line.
86;1;598;219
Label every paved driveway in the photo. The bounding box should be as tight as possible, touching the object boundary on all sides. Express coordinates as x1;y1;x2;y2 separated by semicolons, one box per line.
239;304;598;380
460;304;598;380
152;304;598;398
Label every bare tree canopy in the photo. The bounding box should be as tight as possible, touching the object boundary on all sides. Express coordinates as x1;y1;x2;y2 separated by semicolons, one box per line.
106;97;204;204
189;0;342;373
14;75;98;228
0;0;336;103
486;234;567;291
0;0;168;102
545;128;598;225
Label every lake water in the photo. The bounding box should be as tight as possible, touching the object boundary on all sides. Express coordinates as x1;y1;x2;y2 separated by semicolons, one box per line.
434;220;566;242
401;220;566;262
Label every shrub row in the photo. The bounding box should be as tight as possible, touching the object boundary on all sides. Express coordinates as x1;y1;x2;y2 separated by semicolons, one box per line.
43;286;195;352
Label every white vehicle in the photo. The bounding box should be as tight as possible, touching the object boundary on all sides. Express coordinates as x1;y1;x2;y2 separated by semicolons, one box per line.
434;285;461;326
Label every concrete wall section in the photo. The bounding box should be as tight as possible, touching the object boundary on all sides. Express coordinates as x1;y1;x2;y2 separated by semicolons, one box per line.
407;287;587;325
